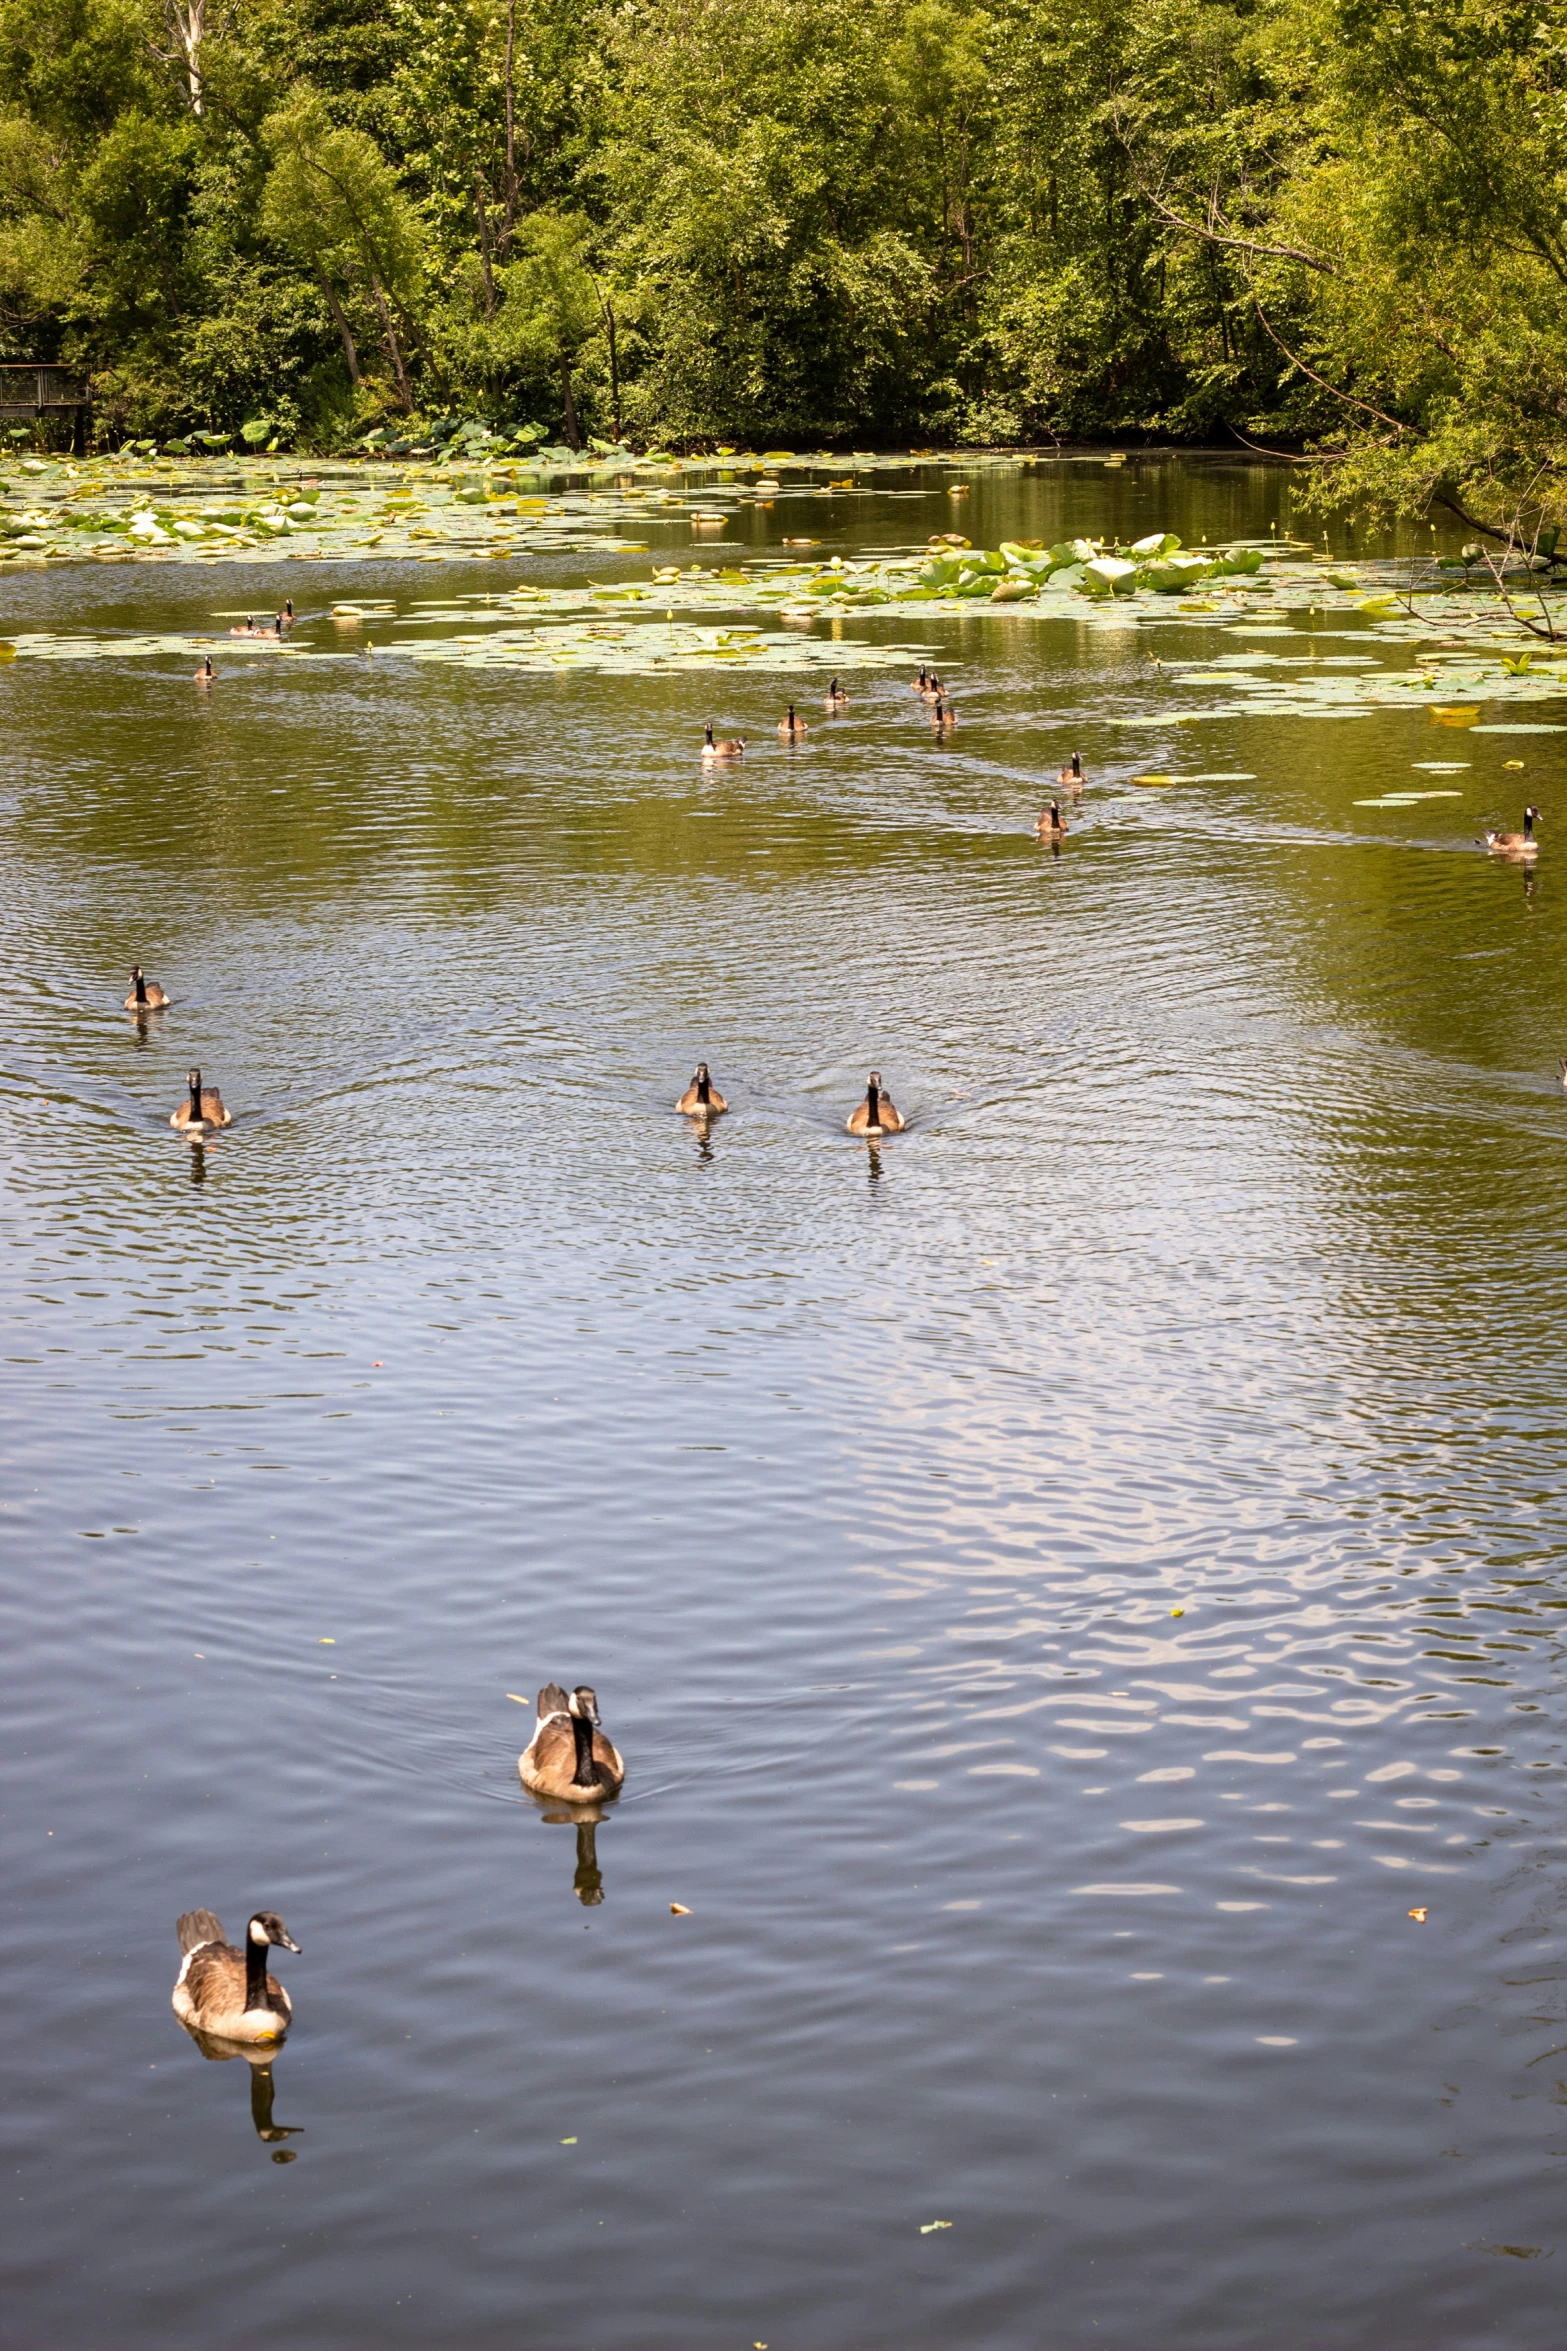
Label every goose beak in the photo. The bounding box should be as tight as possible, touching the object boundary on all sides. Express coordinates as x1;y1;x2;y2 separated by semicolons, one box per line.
276;1930;301;1954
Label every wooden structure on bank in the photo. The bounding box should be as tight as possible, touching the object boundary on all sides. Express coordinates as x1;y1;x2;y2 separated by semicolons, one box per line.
0;363;91;449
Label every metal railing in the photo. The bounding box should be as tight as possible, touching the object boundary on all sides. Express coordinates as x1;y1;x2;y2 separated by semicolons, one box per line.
0;363;91;416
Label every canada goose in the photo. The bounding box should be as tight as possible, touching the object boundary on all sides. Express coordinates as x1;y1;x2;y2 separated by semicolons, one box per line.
519;1684;626;1802
778;703;807;740
1036;800;1069;839
701;722;745;761
170;1067;232;1133
931;698;956;731
846;1071;906;1136
194;656;215;684
824;677;848;709
280;599;295;626
912;666;931;695
125;964;170;1011
1058;751;1086;789
172;1909;300;2046
1482;807;1540;856
676;1061;727;1116
228;618;257;638
918;674;944;704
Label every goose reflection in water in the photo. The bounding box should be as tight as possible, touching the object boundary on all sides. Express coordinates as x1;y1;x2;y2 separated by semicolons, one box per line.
179;2029;304;2161
540;1806;608;1905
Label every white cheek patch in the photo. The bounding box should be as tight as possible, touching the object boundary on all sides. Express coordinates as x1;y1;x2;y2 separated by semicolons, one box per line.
249;1920;269;1943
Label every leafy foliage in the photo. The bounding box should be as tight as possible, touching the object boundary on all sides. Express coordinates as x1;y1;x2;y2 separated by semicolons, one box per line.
0;0;1562;526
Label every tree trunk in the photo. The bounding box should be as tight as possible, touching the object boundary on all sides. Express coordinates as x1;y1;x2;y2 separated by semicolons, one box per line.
371;277;414;411
476;178;496;320
560;355;580;449
172;0;205;116
314;266;361;384
599;291;621;443
501;0;518;257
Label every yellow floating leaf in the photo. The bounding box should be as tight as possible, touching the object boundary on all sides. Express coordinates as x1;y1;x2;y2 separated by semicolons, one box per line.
1504;759;1525;769
1171;1608;1185;1617
920;2220;953;2233
560;2136;577;2144
1430;707;1480;726
1408;1907;1428;1923
318;1638;335;1645
670;1903;692;1916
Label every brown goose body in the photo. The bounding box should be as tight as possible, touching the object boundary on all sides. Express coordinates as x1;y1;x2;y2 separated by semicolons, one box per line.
1483;807;1540;857
519;1684;625;1803
1058;753;1086;791
125;966;170;1010
172;1909;300;2046
701;723;745;760
931;698;956;731
778;704;807;740
676;1062;728;1116
1036;800;1069;838
170;1067;232;1133
824;678;848;710
846;1071;906;1136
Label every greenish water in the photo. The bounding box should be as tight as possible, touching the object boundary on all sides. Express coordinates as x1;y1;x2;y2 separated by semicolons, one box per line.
3;455;1566;2351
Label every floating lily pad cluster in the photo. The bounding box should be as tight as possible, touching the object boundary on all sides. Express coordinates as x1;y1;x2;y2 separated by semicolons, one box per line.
0;448;983;569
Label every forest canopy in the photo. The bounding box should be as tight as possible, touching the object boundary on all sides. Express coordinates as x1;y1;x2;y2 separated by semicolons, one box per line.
1;0;1563;530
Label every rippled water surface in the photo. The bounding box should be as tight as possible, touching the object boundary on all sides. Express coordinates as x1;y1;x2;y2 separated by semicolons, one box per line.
4;457;1567;2350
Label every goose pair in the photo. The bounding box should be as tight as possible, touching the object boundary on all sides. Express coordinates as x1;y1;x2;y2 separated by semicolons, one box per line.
676;1063;906;1134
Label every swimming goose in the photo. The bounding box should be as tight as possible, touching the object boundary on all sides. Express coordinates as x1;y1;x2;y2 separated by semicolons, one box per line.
519;1684;626;1802
912;666;931;695
1482;807;1540;856
676;1061;728;1116
778;703;808;740
824;677;848;709
172;1909;301;2046
125;965;170;1010
701;723;745;761
170;1067;232;1133
1058;751;1086;789
918;673;945;704
194;656;215;685
1036;800;1069;838
931;697;956;731
846;1071;906;1136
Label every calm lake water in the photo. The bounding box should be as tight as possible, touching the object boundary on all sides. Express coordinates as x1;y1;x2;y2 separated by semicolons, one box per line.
3;457;1567;2351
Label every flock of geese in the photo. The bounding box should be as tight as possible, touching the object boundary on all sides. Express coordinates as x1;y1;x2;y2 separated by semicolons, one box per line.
126;966;913;1138
148;627;1556;2070
701;665;1086;850
173;1683;624;2070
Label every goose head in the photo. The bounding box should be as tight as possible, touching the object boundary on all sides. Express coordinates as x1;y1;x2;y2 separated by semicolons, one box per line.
247;1911;301;1955
569;1685;602;1727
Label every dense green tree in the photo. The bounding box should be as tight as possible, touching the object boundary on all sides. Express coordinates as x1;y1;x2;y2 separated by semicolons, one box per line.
0;0;1560;530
